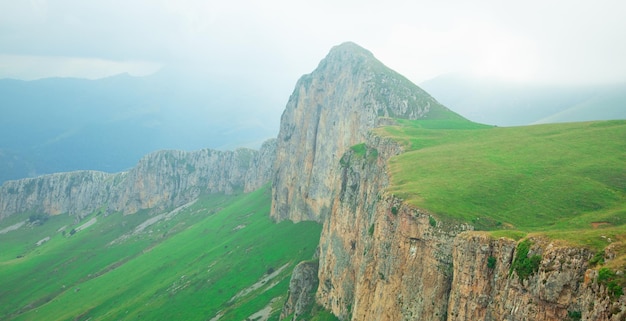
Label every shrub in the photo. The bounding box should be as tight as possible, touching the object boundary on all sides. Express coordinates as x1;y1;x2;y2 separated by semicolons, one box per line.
391;206;398;216
589;251;605;267
487;256;497;269
368;224;375;236
429;216;437;227
28;213;50;225
597;267;625;300
567;310;582;321
510;239;541;281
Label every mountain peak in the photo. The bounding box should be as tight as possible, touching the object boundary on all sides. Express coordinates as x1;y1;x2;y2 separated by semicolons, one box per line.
327;41;374;58
315;41;378;74
272;43;463;222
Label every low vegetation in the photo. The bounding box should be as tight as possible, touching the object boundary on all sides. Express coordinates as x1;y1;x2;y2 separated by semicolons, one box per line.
378;118;626;278
510;239;541;281
597;267;626;300
378;119;626;235
0;186;324;321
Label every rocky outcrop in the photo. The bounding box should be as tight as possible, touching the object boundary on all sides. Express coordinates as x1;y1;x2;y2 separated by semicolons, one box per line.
448;233;626;321
316;135;472;320
244;139;277;193
271;41;457;223
315;133;626;321
0;139;276;220
280;261;320;321
279;43;625;320
0;170;116;218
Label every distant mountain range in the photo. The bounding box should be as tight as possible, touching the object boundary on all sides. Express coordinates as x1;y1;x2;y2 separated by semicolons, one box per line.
0;70;284;183
420;73;626;126
2;69;624;184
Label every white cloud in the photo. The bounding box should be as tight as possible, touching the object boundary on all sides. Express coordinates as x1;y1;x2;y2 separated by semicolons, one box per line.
0;55;161;80
0;0;625;85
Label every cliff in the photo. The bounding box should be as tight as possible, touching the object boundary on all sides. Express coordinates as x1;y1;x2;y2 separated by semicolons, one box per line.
276;43;625;320
2;42;624;320
271;41;458;223
448;233;626;320
315;135;626;320
316;135;472;320
0;139;276;220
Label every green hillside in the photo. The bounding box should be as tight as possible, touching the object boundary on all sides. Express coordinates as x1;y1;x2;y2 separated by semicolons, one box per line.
0;186;329;321
378;119;626;251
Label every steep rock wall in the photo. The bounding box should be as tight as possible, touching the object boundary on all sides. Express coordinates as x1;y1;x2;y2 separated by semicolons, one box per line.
280;260;320;321
0;139;276;220
0;171;115;218
316;135;472;320
448;233;626;320
271;42;455;223
314;133;624;320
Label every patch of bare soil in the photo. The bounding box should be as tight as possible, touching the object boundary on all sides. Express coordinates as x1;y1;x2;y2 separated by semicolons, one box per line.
591;221;611;229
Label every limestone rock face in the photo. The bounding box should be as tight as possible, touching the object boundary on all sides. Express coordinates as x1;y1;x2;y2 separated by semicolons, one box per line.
448;233;626;321
0;140;276;220
280;261;319;321
0;171;115;219
315;133;626;321
316;135;472;320
271;42;455;223
244;139;277;193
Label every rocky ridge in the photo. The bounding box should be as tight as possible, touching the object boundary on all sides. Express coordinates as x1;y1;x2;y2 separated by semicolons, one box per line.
312;130;626;320
1;42;624;320
315;134;472;320
0;139;276;220
271;42;458;223
276;43;625;320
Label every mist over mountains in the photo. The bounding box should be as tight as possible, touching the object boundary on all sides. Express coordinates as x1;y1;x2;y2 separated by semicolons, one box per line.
2;68;626;184
420;73;626;126
0;69;285;183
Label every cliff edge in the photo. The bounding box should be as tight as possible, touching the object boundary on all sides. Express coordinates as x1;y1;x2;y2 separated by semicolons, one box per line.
271;41;458;223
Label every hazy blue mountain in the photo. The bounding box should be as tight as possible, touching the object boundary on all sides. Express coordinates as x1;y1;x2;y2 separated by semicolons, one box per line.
533;83;626;124
0;70;284;183
420;74;625;126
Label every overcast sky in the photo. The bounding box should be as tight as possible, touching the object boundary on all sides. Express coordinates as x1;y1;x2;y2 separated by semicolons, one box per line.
1;0;625;90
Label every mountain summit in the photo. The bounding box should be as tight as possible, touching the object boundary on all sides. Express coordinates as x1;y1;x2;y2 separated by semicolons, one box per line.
271;42;461;222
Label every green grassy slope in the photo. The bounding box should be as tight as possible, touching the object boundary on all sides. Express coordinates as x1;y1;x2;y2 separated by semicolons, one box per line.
0;186;324;321
378;119;626;250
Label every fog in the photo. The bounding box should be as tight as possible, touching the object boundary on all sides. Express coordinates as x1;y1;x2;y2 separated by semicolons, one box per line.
1;1;625;181
2;0;625;87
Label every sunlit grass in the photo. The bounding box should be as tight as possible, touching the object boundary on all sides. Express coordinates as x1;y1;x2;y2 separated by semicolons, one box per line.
0;186;323;321
378;119;626;248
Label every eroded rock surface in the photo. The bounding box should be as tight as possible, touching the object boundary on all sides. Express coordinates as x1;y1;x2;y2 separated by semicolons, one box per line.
271;42;455;223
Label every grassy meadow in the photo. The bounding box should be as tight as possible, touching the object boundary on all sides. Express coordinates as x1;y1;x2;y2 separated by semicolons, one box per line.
378;119;626;251
0;186;329;321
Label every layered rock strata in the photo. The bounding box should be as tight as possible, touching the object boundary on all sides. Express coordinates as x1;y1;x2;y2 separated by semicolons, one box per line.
448;233;626;321
271;42;456;223
316;135;472;320
0;139;276;220
316;134;625;320
278;42;625;320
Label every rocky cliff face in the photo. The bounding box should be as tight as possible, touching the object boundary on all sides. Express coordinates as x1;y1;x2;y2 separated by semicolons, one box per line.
280;260;320;321
448;233;626;321
271;42;457;223
315;133;625;320
0;171;116;219
316;135;472;320
0;139;276;220
277;43;624;320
